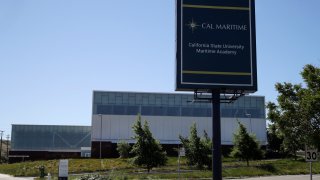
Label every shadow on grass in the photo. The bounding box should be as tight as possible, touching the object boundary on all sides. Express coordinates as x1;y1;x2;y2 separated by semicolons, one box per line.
256;164;278;173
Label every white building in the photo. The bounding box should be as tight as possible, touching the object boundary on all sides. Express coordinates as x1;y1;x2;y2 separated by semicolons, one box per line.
91;91;266;157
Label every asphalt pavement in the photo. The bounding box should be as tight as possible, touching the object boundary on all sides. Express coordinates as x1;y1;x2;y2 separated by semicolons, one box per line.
1;173;320;180
230;174;320;180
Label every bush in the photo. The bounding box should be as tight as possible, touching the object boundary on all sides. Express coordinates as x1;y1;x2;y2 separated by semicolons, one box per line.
130;115;167;172
179;122;211;169
116;141;131;158
231;122;263;166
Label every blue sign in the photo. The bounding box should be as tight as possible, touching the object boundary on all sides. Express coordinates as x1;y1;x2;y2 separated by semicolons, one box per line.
176;0;257;93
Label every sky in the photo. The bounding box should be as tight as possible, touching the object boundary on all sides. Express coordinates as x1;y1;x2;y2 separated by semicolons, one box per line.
1;0;320;138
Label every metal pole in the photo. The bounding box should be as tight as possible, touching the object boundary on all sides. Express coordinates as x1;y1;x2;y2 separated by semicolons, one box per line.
178;152;180;180
99;114;102;159
246;113;252;133
6;135;9;159
310;162;312;180
0;130;4;162
212;89;222;180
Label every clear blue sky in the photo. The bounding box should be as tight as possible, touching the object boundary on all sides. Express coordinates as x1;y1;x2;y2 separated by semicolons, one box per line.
1;0;320;137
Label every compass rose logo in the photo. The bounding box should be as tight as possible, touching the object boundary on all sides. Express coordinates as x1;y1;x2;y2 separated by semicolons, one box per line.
186;18;199;33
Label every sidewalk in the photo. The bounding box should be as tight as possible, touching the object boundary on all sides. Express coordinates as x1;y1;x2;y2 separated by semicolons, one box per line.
231;174;320;180
0;174;33;180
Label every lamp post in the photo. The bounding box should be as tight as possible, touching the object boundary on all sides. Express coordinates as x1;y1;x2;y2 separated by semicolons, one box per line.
98;114;102;159
6;135;9;159
0;130;4;162
245;113;252;133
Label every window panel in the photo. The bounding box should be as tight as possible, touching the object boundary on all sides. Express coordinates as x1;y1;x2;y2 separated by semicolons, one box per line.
141;106;153;115
113;106;126;115
167;107;180;116
97;105;113;114
127;106;140;115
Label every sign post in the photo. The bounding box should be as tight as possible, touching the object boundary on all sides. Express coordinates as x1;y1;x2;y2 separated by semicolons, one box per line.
212;89;221;179
305;149;318;180
176;0;257;180
178;147;185;179
58;159;68;180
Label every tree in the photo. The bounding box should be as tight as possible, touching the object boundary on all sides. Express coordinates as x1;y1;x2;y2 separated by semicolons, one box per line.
266;83;305;157
267;124;284;154
267;64;320;156
130;115;167;172
116;140;131;158
231;122;263;166
179;122;211;169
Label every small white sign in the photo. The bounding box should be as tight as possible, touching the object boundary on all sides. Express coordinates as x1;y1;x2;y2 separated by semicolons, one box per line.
179;148;185;157
59;159;69;177
306;149;318;162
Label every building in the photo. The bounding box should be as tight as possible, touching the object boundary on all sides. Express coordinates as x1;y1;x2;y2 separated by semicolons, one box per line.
9;125;91;162
91;91;266;158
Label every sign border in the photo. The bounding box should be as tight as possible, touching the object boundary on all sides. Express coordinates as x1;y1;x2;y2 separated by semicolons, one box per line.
176;0;257;93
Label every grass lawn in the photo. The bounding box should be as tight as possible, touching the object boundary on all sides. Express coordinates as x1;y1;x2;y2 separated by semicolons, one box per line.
0;157;318;179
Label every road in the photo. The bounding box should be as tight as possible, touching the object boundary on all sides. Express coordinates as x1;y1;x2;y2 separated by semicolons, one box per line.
1;173;320;180
231;174;320;180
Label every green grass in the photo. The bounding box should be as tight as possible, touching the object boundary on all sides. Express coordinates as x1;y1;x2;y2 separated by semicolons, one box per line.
0;157;318;179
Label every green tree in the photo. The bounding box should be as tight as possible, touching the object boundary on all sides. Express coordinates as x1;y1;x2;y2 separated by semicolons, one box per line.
130;115;167;172
231;122;263;166
266;64;320;156
179;122;211;169
116;140;131;158
267;123;284;154
266;83;305;157
300;64;320;149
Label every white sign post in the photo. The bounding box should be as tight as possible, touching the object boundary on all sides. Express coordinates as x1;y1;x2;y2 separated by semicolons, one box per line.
58;159;68;180
306;149;318;180
178;147;185;179
179;148;185;157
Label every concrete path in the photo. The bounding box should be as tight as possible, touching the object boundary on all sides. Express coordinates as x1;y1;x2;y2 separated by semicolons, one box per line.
231;174;320;180
0;174;33;180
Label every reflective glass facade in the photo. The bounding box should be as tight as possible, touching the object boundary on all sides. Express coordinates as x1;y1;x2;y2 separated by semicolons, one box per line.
92;91;265;118
11;125;91;151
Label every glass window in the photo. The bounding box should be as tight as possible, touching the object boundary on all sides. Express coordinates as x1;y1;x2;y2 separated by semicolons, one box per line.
97;105;113;114
149;95;155;105
113;105;126;115
108;93;115;104
181;96;188;106
142;96;148;105
193;108;208;117
175;95;181;106
156;97;162;105
122;93;129;104
141;106;153;115
161;95;168;105
135;94;142;105
115;95;123;105
237;97;245;108
250;97;256;108
181;107;193;116
127;106;140;115
128;95;135;105
11;125;91;150
167;107;180;116
94;93;102;104
153;106;166;116
168;96;174;106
